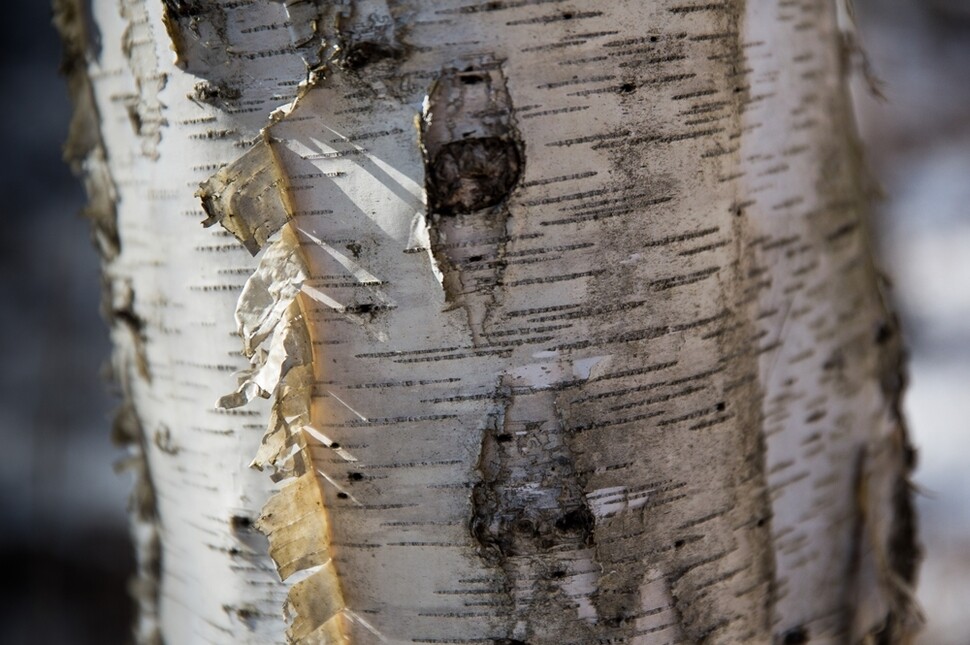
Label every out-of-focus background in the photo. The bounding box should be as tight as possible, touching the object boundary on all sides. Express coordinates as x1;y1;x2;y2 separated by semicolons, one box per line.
0;1;966;643
0;2;132;644
0;0;133;645
851;1;970;642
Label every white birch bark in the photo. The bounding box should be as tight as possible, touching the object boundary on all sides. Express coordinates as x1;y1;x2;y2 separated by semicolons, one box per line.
58;0;919;643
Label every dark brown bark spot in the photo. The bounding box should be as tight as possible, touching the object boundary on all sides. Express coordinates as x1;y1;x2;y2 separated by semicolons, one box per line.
230;515;254;531
342;41;403;70
428;137;521;215
780;625;809;644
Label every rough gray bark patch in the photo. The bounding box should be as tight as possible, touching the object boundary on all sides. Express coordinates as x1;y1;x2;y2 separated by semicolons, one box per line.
471;387;594;561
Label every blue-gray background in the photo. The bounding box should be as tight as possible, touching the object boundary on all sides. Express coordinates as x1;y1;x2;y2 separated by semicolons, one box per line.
0;1;966;642
0;1;131;643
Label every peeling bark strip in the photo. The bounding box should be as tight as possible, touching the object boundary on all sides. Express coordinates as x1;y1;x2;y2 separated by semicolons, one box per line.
198;133;292;255
210;223;355;641
72;0;918;643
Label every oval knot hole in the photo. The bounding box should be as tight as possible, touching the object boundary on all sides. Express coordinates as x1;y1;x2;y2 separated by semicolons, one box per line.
429;137;521;215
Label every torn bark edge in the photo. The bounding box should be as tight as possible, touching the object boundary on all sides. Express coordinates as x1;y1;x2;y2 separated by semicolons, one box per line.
860;123;922;645
53;0;120;261
201;131;350;640
839;228;922;645
194;15;416;635
868;305;923;644
833;30;922;635
112;402;163;645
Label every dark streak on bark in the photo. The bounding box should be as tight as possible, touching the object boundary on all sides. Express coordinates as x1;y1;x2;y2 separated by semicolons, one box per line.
711;1;778;640
844;446;869;638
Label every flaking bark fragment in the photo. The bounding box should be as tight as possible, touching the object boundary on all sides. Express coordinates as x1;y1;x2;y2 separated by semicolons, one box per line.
198;134;292;255
218;299;310;410
110;279;150;380
283;565;346;641
257;472;333;580
205;130;351;639
252;362;313;480
234;227;307;357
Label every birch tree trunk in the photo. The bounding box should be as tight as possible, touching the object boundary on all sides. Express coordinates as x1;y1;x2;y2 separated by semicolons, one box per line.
57;0;919;643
